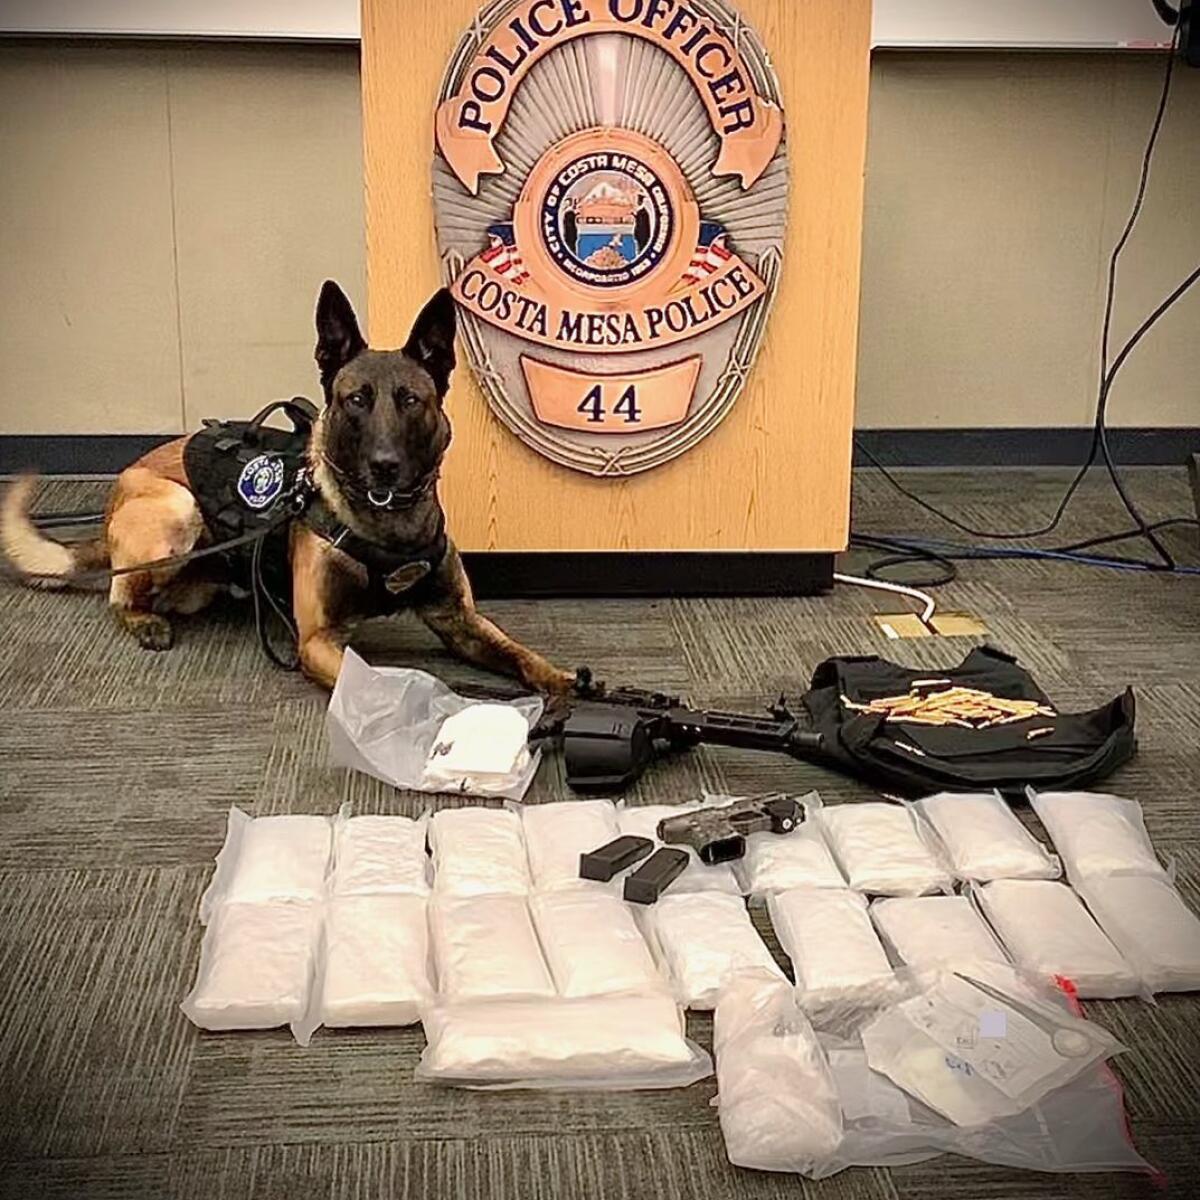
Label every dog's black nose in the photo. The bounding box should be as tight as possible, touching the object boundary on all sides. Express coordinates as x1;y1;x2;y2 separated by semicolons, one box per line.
368;454;401;485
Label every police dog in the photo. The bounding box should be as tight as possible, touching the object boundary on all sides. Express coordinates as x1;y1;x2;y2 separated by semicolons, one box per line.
0;282;576;694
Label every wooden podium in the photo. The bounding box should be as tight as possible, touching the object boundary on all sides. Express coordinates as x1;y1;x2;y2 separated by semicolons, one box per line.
362;0;870;595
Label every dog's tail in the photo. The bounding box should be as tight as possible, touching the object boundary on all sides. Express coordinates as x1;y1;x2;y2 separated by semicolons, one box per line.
1;475;109;590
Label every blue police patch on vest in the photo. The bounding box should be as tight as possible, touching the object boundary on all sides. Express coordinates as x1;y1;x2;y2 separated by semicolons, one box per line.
237;454;286;510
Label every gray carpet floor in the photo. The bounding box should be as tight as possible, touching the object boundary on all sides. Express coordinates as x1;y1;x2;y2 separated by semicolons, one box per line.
1;466;1198;1200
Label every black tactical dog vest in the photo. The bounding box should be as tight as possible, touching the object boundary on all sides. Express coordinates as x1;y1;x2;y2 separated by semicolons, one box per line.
182;398;316;594
801;646;1136;797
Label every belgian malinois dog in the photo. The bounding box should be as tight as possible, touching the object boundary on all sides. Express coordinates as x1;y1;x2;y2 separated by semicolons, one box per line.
0;282;575;694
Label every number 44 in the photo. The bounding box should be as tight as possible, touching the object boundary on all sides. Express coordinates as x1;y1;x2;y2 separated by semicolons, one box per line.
578;383;642;425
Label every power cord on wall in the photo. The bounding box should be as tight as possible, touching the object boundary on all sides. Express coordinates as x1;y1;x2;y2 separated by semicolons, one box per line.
854;25;1198;586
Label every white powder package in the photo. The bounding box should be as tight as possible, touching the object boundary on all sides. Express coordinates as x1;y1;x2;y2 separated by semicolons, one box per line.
768;888;895;1018
318;894;432;1029
429;893;555;1001
519;800;619;893
729;792;846;895
181;900;320;1035
429;806;531;897
198;807;332;923
641;891;783;1010
1027;789;1166;884
871;895;1007;972
330;809;429;897
915;792;1059;883
530;890;662;997
975;879;1142;999
423;704;533;793
616;803;740;894
713;970;842;1174
1076;875;1200;994
818;800;952;897
416;992;711;1089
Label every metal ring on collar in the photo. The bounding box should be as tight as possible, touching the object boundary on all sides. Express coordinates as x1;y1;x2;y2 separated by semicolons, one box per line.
367;489;395;508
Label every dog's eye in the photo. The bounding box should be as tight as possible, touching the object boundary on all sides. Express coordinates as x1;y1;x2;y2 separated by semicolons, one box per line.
345;391;369;410
395;390;418;408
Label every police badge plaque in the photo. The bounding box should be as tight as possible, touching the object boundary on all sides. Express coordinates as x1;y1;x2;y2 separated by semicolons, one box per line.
433;0;788;477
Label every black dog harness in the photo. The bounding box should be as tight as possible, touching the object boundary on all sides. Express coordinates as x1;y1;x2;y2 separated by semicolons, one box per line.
182;398;447;664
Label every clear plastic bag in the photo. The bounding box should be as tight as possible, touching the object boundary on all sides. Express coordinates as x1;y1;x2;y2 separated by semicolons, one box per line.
860;962;1125;1126
416;991;711;1090
429;806;531;897
326;648;543;800
429;893;555;1001
974;879;1142;999
529;890;662;998
197;806;332;923
615;803;741;894
1027;788;1166;883
820;1044;1151;1178
315;894;432;1031
181;900;321;1036
519;799;620;893
915;791;1060;883
809;964;1149;1179
712;970;843;1173
767;888;895;1021
640;891;783;1010
816;798;953;897
871;895;1008;973
329;807;429;897
1076;874;1200;994
726;792;845;895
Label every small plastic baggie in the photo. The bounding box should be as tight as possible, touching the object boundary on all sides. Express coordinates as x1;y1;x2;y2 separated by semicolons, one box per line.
329;808;429;897
416;991;711;1090
429;893;555;1002
326;649;543;800
871;895;1008;973
817;799;952;897
615;803;740;895
519;799;620;893
181;900;321;1036
1027;789;1166;883
1075;874;1200;994
768;888;895;1022
712;969;843;1173
197;807;332;923
640;891;783;1010
529;890;663;998
915;791;1059;883
428;805;531;897
974;879;1142;999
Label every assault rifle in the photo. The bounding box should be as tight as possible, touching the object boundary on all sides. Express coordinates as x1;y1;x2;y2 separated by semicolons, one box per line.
533;674;824;793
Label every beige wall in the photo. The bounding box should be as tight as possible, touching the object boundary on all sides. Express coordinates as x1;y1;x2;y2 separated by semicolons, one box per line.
0;41;1195;435
0;41;364;435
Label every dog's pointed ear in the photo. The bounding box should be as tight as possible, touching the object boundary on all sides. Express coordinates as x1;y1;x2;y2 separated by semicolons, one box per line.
404;289;457;399
314;280;366;400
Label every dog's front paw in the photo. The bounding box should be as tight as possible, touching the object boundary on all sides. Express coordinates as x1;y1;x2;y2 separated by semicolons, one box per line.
134;615;175;651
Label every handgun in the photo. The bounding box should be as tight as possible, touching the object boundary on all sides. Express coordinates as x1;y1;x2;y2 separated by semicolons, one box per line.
657;794;801;865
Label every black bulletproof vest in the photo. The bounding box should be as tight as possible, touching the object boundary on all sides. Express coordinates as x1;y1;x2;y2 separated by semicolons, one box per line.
801;646;1136;797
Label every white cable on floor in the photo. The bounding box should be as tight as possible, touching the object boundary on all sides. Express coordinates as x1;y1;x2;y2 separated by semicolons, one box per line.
832;571;937;626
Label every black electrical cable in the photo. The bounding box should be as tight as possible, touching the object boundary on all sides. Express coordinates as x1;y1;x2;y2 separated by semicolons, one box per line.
855;27;1191;557
30;510;106;530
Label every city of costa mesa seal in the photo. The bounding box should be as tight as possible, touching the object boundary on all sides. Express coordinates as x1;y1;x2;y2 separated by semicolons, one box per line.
433;0;788;477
